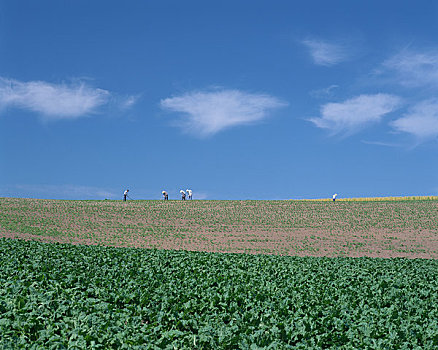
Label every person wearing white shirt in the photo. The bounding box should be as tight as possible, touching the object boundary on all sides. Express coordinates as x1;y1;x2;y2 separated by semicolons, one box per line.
332;193;338;202
186;189;192;200
123;189;129;201
180;190;186;200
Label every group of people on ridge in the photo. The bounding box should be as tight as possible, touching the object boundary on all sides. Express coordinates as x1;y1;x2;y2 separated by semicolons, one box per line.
162;189;193;200
124;189;335;201
123;189;193;201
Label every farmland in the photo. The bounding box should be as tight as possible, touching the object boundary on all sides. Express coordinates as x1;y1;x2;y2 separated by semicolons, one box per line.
1;197;438;258
1;238;438;348
1;197;438;348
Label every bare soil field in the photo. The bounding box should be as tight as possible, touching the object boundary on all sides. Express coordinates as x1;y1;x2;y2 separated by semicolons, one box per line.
1;197;437;258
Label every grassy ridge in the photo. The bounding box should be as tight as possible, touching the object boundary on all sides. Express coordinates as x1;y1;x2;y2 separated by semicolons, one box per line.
2;198;438;239
1;238;438;348
1;197;438;257
297;196;438;201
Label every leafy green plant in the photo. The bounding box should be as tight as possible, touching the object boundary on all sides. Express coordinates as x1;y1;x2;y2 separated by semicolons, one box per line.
1;238;437;348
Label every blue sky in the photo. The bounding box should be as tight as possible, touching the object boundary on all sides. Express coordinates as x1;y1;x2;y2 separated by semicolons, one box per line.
1;1;437;200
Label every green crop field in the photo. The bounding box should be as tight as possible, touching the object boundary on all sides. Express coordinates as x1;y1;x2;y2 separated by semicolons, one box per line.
1;197;438;348
1;238;438;349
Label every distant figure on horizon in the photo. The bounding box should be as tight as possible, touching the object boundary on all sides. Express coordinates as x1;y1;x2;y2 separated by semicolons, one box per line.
333;193;338;202
162;190;168;200
186;189;193;200
123;189;129;201
180;190;186;200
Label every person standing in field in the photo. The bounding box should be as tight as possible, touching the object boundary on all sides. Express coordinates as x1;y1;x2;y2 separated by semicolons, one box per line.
162;190;168;200
333;193;338;202
123;189;129;201
186;189;193;200
180;190;186;200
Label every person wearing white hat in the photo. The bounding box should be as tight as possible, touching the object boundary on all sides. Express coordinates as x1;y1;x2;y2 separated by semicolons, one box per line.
180;190;186;200
332;193;338;202
162;191;168;200
186;189;193;200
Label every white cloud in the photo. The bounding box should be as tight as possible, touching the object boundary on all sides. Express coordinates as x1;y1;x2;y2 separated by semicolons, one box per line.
391;99;438;139
0;77;138;121
382;50;438;88
302;39;348;66
309;94;402;135
0;78;109;120
160;89;287;137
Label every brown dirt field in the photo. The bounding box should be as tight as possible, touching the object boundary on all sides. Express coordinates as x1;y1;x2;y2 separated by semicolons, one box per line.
2;227;437;259
1;198;438;258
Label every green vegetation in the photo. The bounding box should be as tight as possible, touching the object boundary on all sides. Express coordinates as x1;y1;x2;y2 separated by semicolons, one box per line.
2;198;438;238
1;197;438;257
1;238;438;349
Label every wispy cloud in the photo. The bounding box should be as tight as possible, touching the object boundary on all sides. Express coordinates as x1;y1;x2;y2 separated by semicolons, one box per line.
189;191;208;200
160;89;287;137
391;99;438;140
0;77;138;121
3;184;117;200
361;140;401;147
119;95;140;110
309;84;339;98
381;49;438;88
302;39;349;66
309;94;402;135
